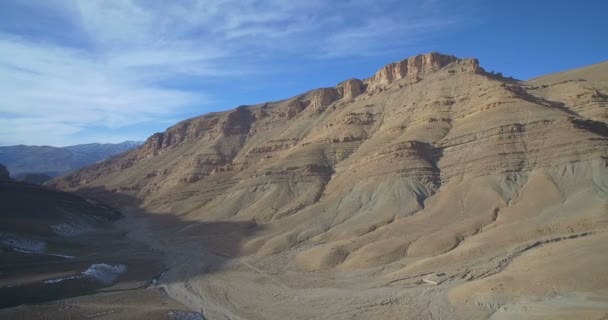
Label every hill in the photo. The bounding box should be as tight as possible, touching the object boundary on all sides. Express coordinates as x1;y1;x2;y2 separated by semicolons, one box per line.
52;53;608;320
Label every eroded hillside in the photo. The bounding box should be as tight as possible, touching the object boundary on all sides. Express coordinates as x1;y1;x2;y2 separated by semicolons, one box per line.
52;53;608;320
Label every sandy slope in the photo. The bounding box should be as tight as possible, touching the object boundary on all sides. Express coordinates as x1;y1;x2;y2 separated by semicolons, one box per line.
49;54;608;319
133;169;606;320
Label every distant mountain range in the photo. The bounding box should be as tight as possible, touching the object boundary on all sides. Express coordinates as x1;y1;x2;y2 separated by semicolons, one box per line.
0;141;143;179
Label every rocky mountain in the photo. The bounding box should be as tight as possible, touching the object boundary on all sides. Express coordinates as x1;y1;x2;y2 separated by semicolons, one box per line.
0;141;143;177
52;53;608;320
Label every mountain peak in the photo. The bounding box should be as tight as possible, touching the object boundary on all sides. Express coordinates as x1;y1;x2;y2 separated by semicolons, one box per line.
366;52;480;91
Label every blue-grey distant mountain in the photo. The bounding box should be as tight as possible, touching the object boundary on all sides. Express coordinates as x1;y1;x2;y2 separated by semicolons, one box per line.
14;173;54;185
0;163;11;181
0;141;143;178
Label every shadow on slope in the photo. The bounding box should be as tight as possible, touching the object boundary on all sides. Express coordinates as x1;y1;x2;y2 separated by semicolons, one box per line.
0;182;263;310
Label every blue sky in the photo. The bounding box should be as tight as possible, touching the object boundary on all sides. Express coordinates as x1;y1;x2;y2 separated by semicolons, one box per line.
1;0;606;146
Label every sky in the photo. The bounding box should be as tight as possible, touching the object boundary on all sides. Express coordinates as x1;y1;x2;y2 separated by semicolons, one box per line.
0;0;606;147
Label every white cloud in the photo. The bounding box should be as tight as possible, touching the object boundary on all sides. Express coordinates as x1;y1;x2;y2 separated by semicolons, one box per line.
0;117;82;146
0;37;208;127
0;0;464;146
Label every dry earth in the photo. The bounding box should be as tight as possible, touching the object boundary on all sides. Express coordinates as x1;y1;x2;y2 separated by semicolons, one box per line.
21;53;608;319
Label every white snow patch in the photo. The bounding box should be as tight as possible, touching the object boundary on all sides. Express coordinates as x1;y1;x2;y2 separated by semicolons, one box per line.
43;263;127;285
44;275;81;283
1;234;46;253
47;253;76;259
82;263;127;284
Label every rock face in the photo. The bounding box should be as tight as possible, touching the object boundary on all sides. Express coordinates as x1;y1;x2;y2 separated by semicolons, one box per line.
52;53;608;320
308;88;341;113
365;52;479;91
337;78;364;100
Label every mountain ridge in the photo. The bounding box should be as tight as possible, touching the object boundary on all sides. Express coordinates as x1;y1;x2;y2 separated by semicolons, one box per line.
54;52;482;187
0;140;143;178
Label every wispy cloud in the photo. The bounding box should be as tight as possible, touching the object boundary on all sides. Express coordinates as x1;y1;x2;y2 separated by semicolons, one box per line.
0;0;465;146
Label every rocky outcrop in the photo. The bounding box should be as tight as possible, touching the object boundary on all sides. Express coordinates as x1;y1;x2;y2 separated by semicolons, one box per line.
366;52;479;91
336;78;364;101
308;88;340;113
368;59;408;89
276;99;305;119
368;52;455;86
407;52;459;77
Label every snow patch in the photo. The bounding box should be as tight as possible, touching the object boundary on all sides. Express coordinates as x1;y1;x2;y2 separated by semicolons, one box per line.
82;263;127;284
51;223;93;237
0;234;73;258
43;263;127;285
44;275;81;284
0;234;46;253
47;253;76;259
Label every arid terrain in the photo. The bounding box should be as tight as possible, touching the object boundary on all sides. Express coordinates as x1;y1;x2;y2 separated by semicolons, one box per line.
0;177;201;319
2;52;607;319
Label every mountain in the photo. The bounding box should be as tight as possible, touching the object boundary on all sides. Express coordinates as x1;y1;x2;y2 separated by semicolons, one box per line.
14;173;54;185
0;141;143;178
52;53;608;319
0;163;12;181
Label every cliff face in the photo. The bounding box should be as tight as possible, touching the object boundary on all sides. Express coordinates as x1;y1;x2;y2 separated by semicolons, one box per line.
51;54;608;317
54;52;485;191
55;53;605;202
365;52;480;91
